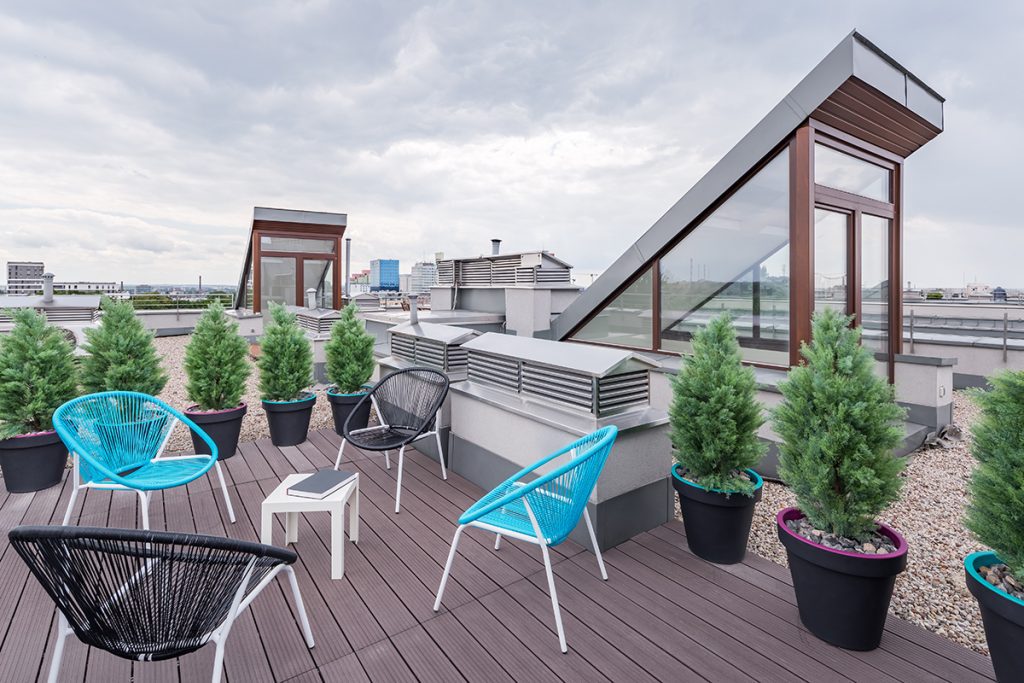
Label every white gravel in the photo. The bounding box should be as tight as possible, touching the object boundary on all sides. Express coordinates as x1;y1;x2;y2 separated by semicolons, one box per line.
154;335;335;453
744;391;990;654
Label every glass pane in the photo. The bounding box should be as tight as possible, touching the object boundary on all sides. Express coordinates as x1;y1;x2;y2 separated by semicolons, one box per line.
260;256;297;310
304;259;334;309
814;209;848;314
571;268;653;349
814;143;890;202
861;214;890;352
658;149;790;364
260;235;335;253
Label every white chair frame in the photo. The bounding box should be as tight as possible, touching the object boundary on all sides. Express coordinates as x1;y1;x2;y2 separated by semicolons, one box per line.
334;395;445;514
45;558;314;683
61;414;236;530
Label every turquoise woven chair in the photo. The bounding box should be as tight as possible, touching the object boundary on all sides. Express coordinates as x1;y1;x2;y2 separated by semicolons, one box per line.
54;392;236;530
433;425;618;652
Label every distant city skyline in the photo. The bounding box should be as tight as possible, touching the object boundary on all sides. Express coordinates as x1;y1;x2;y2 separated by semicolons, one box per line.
1;3;1022;287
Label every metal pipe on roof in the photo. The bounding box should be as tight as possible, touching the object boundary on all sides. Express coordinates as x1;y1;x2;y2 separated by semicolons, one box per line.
491;239;501;256
409;293;419;325
42;273;54;303
344;238;352;299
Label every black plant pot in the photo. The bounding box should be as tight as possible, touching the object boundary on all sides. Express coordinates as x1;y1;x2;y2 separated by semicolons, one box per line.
966;551;1024;682
262;394;316;447
0;430;68;493
777;507;907;651
185;403;247;460
671;464;762;564
327;389;371;436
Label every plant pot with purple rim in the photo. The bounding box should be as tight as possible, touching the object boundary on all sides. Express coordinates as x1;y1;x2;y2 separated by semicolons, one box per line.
0;430;68;493
777;507;907;651
262;393;316;447
671;464;762;564
184;403;247;460
326;388;371;436
965;551;1024;682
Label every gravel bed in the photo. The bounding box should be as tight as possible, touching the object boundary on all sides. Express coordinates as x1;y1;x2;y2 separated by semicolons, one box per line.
154;335;335;454
744;391;990;654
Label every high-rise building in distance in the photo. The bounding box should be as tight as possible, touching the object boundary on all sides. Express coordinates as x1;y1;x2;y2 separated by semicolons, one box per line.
370;259;400;292
6;261;45;295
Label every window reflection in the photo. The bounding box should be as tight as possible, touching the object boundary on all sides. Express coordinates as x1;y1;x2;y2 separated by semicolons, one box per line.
813;209;848;314
260;256;297;311
571;268;654;349
658;149;790;364
814;144;890;202
861;215;890;352
260;235;336;253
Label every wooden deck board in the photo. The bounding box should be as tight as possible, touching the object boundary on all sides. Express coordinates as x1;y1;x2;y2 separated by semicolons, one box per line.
0;428;995;682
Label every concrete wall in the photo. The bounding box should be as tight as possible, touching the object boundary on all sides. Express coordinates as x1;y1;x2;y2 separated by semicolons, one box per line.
135;309;205;337
906;340;1023;388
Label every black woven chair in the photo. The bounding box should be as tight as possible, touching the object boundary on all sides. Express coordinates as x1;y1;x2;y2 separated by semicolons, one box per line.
10;525;314;683
333;367;450;513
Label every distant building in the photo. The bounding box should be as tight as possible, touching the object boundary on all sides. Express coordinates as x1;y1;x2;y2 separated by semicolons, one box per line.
992;286;1008;302
410;261;438;293
399;273;411;292
55;281;119;294
6;261;45;295
370;259;400;292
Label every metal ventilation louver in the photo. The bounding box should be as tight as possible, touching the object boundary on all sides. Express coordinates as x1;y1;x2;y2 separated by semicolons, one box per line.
467;351;520;391
433;252;571;287
387;321;480;378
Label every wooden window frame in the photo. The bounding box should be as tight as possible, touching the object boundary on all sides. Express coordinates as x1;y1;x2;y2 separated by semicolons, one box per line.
252;229;342;313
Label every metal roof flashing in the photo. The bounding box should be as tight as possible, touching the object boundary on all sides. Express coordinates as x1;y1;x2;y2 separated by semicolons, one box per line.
462;332;658;378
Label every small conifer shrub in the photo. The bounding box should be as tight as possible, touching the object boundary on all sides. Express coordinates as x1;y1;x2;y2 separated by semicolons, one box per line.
81;297;168;395
184;301;250;410
258;303;313;402
670;313;765;494
773;309;905;538
966;370;1024;579
0;309;78;439
325;304;375;394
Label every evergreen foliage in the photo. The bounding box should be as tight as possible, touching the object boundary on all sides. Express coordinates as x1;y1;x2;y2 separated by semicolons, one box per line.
0;309;79;439
258;303;312;402
773;309;905;538
184;301;251;410
325;304;376;394
80;297;168;395
669;313;765;494
966;370;1024;579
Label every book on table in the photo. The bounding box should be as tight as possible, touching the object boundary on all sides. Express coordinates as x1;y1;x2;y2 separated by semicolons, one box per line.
287;469;357;500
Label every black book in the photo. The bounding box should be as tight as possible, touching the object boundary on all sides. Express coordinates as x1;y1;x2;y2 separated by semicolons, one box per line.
287;469;357;500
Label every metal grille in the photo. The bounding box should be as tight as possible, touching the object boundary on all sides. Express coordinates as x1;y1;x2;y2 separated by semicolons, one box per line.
437;260;455;286
446;346;468;372
521;363;593;410
467;350;521;391
414;338;446;370
596;371;650;414
0;308;96;324
390;334;416;363
435;256;570;287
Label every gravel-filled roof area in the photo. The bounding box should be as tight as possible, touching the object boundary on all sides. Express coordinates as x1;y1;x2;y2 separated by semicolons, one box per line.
155;335;335;453
746;392;990;654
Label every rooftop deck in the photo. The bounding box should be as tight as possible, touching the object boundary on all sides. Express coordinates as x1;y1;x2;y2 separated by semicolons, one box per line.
0;429;995;682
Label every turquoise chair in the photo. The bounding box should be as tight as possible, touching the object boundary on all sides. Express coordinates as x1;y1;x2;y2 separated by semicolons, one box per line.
54;391;236;530
433;426;618;652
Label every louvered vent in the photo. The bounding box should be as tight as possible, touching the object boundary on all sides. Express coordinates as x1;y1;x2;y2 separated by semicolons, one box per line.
597;371;649;414
388;322;479;378
0;308;97;324
391;334;416;363
522;363;593;411
437;260;455;286
433;252;571;287
446;346;468;372
536;268;572;284
467;351;520;391
414;338;446;370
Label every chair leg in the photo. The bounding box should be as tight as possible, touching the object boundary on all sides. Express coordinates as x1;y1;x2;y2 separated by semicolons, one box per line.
539;542;568;653
61;486;79;526
334;438;346;469
138;490;150;530
384;450;391;470
214;462;236;524
394;446;405;514
284;566;315;648
211;638;227;683
46;613;71;683
434;429;447;481
494;534;502;551
583;508;608;581
433;524;464;611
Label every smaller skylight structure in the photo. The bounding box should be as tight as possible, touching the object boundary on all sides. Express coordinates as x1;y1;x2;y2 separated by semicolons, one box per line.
233;207;347;313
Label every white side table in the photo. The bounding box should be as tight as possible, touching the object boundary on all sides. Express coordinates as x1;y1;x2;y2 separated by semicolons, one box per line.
261;472;359;580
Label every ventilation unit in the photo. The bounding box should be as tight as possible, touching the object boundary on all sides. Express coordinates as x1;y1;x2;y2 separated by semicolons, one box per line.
387;321;480;379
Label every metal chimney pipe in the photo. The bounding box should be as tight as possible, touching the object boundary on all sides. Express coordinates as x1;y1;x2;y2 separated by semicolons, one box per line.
42;273;54;303
408;293;419;325
306;287;317;309
344;238;352;299
491;239;501;255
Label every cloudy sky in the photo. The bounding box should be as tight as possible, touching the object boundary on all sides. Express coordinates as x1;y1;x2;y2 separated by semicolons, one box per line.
0;1;1020;288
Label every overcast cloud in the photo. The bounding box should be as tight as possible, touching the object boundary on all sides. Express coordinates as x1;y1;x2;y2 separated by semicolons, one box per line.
0;1;1021;288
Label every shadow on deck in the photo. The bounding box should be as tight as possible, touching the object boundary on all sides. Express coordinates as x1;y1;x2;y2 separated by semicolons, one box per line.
0;428;996;681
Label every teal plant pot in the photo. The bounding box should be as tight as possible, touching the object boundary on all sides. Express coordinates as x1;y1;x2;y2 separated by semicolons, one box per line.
671;464;762;564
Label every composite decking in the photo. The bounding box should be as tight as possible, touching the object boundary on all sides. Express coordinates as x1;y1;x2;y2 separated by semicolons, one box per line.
0;428;996;682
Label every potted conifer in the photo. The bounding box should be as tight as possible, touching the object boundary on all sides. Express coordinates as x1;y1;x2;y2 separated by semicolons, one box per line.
183;302;251;460
669;313;765;564
964;369;1024;681
773;309;907;651
81;297;169;444
0;309;78;492
325;304;376;435
259;303;315;446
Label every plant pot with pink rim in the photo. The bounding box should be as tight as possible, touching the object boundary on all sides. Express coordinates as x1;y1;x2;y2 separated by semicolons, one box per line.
772;310;908;650
0;309;79;493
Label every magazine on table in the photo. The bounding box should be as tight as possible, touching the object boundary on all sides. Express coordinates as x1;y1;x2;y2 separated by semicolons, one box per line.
287;469;357;499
